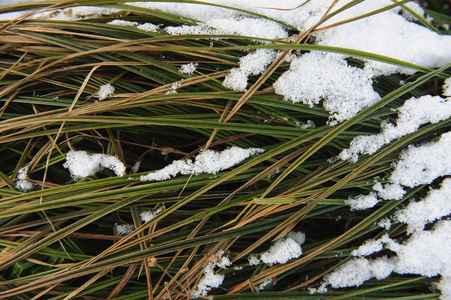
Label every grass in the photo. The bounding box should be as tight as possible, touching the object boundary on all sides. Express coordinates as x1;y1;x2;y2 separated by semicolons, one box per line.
0;1;450;299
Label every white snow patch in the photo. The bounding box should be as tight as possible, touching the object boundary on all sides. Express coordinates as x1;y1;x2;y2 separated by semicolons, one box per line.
107;19;138;27
63;150;126;179
248;255;260;266
140;147;264;182
273;52;380;125
97;84;114;100
395;178;451;234
340;92;451;162
444;78;451;97
15;166;34;192
346;192;379;211
179;63;198;75
137;23;159;32
390;132;451;188
323;257;396;288
191;250;232;298
260;231;305;266
140;204;166;223
115;224;134;236
352;234;391;257
257;278;273;291
223;49;277;91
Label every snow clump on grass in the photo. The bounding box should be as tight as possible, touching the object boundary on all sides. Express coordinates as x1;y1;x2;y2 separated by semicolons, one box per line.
140;146;264;182
140;204;166;223
15;166;34;192
273;52;380;125
179;63;198;75
223;49;277;91
346;131;451;210
63;150;126;180
321;221;451;299
394;178;451;234
114;224;134;236
340;85;451;162
107;19;138;27
249;231;306;266
191;250;232;298
97;83;114;100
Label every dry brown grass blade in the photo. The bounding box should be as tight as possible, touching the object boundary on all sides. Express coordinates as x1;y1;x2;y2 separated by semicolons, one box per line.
106;264;138;300
63;268;113;300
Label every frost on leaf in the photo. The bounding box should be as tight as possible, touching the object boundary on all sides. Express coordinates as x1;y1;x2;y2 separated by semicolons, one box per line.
63;150;126;180
140;147;264;182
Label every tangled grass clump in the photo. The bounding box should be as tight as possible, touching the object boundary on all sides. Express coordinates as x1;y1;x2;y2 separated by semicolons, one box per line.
0;1;450;299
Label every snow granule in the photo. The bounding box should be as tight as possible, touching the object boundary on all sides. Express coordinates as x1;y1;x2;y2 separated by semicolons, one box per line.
137;23;159;32
223;49;277;91
395;178;451;234
191;250;232;298
115;224;134;236
97;84;114;100
346;192;379;211
140;147;264;182
444;78;451;97
322;221;451;298
260;231;305;266
257;278;273;291
323;257;395;288
63;150;126;180
140;205;166;223
15;166;33;192
339;93;451;162
107;20;138;27
373;182;406;201
179;63;198;75
390;131;451;188
273;52;380;125
352;234;391;257
378;218;392;230
248;255;260;266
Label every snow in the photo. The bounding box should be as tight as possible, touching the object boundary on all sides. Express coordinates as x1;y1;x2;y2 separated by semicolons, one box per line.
340;89;451;162
97;84;114;101
444;78;451;97
248;255;260;266
191;250;232;298
179;63;198;75
136;23;159;32
346;130;451;210
140;204;166;223
257;278;273;291
15;166;33;192
395;178;451;234
115;224;134;236
351;234;392;257
140;147;264;182
390;131;451;188
273;52;380;125
107;19;138;27
260;231;305;266
346;192;379;211
63;150;126;180
223;49;277;92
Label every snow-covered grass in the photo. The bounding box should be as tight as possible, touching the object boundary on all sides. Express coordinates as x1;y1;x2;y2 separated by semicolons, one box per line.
0;0;450;299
